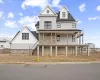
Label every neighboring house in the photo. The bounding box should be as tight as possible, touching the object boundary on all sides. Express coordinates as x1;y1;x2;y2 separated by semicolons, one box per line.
0;39;10;49
35;5;89;56
86;43;95;48
10;26;38;53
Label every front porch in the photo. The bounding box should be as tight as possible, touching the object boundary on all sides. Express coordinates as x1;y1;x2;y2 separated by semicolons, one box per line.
37;45;90;56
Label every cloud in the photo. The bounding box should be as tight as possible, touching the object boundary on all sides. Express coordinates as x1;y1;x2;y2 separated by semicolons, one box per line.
19;13;23;16
21;0;61;9
0;12;4;19
8;12;14;18
79;3;86;12
0;0;3;4
88;16;100;20
18;16;39;30
4;20;18;28
96;5;100;11
0;33;14;39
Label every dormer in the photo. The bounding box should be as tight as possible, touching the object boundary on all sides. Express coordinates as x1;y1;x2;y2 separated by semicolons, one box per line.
39;5;57;17
59;5;69;19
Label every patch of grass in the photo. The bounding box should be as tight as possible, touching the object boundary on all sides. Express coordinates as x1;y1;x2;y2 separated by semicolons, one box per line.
0;53;100;63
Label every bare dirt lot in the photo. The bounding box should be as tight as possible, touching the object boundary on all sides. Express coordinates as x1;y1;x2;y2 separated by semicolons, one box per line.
0;52;100;63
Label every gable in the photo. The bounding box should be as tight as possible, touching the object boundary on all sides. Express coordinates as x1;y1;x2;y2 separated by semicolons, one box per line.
39;6;57;16
11;27;37;43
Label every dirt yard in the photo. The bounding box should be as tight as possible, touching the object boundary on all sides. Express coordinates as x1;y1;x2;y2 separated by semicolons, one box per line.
0;53;100;63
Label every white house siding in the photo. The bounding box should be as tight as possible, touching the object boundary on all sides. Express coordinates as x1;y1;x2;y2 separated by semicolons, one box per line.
39;16;57;29
11;27;38;49
57;22;77;29
56;34;77;45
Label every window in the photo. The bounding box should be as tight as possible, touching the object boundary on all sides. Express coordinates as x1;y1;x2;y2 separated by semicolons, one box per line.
44;21;52;29
57;35;60;42
72;35;75;42
72;23;76;28
57;23;61;28
62;12;66;17
1;45;3;47
46;10;49;13
22;33;29;40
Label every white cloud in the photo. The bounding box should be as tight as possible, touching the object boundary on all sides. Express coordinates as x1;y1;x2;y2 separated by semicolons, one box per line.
8;12;14;18
0;12;4;19
0;0;3;4
19;13;23;16
0;33;14;39
21;0;61;9
96;5;100;11
88;16;100;20
79;3;86;12
18;16;39;30
4;20;18;28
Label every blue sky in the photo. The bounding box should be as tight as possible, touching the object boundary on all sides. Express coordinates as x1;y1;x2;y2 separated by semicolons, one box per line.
0;0;100;47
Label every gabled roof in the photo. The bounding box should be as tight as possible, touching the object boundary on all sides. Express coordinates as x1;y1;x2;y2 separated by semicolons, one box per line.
39;5;57;16
35;21;39;26
31;31;38;39
56;11;75;22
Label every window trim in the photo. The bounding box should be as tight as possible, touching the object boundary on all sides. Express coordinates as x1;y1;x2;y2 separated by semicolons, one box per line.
72;35;75;42
22;33;29;40
62;12;66;17
44;21;52;29
57;35;60;42
57;23;61;28
72;23;76;28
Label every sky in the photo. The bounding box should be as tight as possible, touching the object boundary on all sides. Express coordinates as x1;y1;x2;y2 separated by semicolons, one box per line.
0;0;100;47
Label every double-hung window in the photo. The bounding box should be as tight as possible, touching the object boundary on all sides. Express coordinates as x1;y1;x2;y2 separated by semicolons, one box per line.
44;21;52;29
72;35;75;42
62;12;66;17
22;33;29;40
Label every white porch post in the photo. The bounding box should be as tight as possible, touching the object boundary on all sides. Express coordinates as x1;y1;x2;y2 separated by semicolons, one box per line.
51;33;52;44
50;46;52;56
87;46;90;56
66;46;68;56
75;46;77;56
79;32;81;45
82;35;83;44
55;33;56;44
42;46;44;56
43;33;44;42
37;46;39;56
55;46;57;56
67;32;68;44
39;33;40;44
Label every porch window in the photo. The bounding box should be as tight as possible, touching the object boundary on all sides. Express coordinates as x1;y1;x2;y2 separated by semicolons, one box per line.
22;33;29;40
72;35;75;42
62;12;66;17
57;35;60;42
44;21;52;29
72;23;76;28
57;23;61;28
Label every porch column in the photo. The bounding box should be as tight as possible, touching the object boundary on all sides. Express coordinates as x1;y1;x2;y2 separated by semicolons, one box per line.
79;32;81;44
51;33;52;44
87;46;90;56
42;46;44;56
67;32;68;44
75;46;77;56
82;35;84;44
66;46;68;56
55;33;56;44
50;46;52;56
37;46;39;56
55;46;57;56
39;33;40;44
43;33;44;42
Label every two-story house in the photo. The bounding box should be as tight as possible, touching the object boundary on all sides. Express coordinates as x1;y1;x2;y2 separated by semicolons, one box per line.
35;5;90;56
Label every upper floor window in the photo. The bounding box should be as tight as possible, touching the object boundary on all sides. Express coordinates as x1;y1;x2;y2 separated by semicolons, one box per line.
44;21;52;29
72;23;76;28
72;35;75;42
22;33;29;40
62;12;66;17
46;10;49;13
57;35;60;42
57;23;61;28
